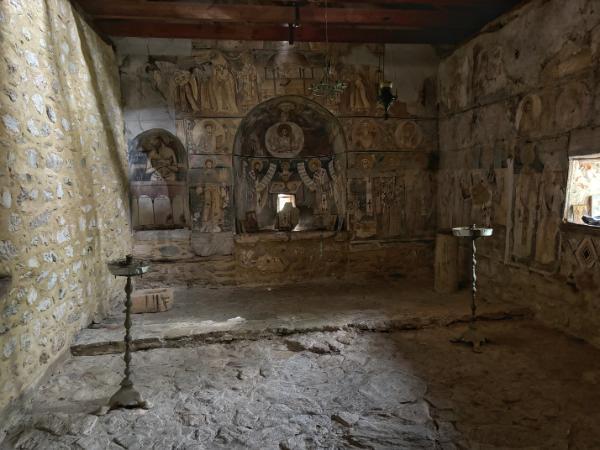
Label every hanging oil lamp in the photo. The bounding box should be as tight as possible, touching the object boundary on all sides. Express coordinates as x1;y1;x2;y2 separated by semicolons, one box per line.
376;47;397;119
308;0;347;100
309;60;347;99
378;81;397;119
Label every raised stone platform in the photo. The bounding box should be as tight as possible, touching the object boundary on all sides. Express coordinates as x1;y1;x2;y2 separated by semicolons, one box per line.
71;280;531;356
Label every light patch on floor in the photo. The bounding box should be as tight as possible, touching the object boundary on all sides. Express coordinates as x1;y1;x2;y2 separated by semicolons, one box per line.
6;320;600;449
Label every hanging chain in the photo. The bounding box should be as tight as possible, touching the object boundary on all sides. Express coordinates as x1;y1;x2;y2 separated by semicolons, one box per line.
325;0;329;58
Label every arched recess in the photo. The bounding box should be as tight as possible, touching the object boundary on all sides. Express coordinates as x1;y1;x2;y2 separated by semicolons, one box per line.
233;95;347;233
128;129;189;230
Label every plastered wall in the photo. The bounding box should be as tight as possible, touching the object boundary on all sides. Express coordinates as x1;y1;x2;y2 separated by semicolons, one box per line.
0;0;130;414
118;39;440;285
437;0;600;345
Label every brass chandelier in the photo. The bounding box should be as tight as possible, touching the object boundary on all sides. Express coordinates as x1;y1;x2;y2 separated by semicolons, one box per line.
309;0;347;99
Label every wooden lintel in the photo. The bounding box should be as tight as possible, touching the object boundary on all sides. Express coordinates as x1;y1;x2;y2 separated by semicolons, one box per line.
95;19;472;44
76;1;494;28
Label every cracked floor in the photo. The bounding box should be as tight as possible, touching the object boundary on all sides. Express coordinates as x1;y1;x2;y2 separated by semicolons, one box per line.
5;319;600;449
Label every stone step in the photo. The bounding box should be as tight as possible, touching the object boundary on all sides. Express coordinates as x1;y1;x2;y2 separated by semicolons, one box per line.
71;304;532;356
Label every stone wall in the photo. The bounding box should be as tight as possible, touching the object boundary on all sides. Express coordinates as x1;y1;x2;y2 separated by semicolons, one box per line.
117;39;439;284
437;0;600;345
0;0;130;415
134;232;433;289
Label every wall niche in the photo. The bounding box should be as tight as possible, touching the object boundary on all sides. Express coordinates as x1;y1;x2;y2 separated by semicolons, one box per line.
233;95;347;233
129;129;189;230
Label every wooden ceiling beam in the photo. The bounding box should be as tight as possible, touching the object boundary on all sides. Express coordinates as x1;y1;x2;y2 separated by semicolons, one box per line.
76;0;490;28
95;19;472;43
213;0;519;9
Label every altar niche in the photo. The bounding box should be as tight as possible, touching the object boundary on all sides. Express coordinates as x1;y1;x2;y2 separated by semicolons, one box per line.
233;96;347;233
129;129;189;230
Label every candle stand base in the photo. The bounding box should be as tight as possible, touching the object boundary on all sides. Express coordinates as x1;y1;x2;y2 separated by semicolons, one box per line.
450;225;493;354
108;383;151;411
451;323;488;353
104;254;151;413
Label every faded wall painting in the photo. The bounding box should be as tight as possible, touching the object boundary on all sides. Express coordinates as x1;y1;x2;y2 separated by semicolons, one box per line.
144;43;393;119
233;96;347;232
189;156;233;233
122;41;439;256
508;144;565;272
347;154;435;240
129;129;189;229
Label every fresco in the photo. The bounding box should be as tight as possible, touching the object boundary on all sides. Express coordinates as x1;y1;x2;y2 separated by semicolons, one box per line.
233;96;347;233
124;42;439;253
145;44;386;118
129;130;189;229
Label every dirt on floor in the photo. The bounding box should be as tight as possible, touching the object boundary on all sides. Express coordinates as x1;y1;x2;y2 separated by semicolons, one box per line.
4;319;600;449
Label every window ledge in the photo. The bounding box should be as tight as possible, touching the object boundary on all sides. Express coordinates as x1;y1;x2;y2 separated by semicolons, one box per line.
560;221;600;236
134;228;191;240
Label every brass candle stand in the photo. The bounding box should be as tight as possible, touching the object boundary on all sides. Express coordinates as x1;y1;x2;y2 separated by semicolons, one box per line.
105;254;151;411
451;225;493;352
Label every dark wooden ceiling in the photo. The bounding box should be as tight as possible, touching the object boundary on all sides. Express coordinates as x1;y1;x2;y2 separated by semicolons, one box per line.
73;0;526;44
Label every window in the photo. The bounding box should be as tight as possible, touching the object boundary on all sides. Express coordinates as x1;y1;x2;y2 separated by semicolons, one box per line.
565;155;600;226
277;194;296;212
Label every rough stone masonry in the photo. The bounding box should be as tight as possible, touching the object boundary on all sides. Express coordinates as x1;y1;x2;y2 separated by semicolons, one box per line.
0;0;131;415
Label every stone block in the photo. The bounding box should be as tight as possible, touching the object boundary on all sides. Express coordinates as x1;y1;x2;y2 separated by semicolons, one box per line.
191;232;234;256
131;288;174;314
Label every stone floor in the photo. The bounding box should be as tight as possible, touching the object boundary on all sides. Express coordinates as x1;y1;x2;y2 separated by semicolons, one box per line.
72;280;530;356
5;319;600;449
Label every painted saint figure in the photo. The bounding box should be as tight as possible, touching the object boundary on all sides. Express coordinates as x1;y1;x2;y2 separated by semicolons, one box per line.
534;169;563;266
173;69;200;113
395;121;422;149
352;120;377;150
274;124;293;153
348;67;370;112
265;121;304;158
142;136;179;182
515;94;542;133
239;54;259;108
512;145;541;260
193;63;217;112
198;122;216;153
198;183;229;232
212;64;239;113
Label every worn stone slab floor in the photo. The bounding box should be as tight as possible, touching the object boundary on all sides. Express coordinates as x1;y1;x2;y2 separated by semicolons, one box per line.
5;320;600;449
72;281;530;356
